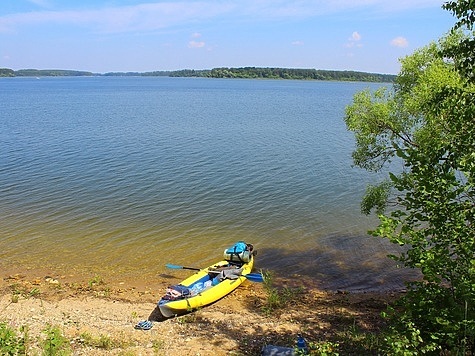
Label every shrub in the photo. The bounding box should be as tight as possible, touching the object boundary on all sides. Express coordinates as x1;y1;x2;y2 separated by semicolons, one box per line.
41;325;71;356
0;322;28;355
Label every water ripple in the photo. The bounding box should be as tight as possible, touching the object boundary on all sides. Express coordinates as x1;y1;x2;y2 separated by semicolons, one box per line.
0;77;414;291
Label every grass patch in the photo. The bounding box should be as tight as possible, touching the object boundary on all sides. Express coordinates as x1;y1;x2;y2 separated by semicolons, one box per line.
0;322;29;355
78;331;130;350
88;275;105;288
8;283;40;302
41;325;71;356
152;339;165;353
261;270;304;316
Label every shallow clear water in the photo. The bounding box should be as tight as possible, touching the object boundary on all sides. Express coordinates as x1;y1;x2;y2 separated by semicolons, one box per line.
0;77;413;291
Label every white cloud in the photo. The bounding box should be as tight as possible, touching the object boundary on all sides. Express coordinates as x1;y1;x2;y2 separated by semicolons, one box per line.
346;31;362;48
0;0;445;33
0;2;235;34
188;32;206;48
350;31;361;41
0;1;445;36
292;40;304;46
188;40;206;48
391;36;409;47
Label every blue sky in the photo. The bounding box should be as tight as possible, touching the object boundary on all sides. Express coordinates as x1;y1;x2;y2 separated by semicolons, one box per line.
0;1;456;74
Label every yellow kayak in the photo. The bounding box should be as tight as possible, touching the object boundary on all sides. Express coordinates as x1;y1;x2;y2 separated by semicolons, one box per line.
158;242;255;317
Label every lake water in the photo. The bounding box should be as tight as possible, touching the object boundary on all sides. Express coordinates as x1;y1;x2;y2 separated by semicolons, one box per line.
0;77;413;291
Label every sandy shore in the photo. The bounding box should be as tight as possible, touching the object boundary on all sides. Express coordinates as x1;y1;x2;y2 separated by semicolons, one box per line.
0;268;398;355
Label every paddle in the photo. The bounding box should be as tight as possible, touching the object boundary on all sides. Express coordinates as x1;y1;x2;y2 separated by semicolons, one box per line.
242;273;264;282
165;264;264;282
165;263;200;271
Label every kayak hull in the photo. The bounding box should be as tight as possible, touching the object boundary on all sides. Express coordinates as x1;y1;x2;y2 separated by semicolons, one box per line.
158;257;254;317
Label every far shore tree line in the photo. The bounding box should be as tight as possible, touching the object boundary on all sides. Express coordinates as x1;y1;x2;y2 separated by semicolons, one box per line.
0;67;395;83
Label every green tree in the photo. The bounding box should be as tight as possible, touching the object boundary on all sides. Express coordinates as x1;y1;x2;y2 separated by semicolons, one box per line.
0;68;15;77
344;1;475;353
443;0;475;82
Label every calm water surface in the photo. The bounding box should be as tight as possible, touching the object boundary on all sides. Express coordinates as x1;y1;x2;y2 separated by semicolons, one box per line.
0;77;412;291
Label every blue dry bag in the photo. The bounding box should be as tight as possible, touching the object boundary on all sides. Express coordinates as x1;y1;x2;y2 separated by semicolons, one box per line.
223;241;251;263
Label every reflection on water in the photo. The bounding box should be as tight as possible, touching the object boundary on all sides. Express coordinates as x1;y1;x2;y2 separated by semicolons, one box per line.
258;235;415;291
0;77;414;291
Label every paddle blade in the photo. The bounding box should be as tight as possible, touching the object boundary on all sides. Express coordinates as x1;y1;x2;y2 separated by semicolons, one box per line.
165;263;183;269
165;263;201;271
244;273;264;283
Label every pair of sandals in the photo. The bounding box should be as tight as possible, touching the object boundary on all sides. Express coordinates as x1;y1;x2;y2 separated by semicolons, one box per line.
134;320;153;330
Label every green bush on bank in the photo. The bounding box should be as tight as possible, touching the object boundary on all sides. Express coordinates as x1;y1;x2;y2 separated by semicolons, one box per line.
345;0;475;353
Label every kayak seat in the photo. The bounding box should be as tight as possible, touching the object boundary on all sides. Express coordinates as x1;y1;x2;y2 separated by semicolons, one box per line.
208;264;240;276
208;267;243;283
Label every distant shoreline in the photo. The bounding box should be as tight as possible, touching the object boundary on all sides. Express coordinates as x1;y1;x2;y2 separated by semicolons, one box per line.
0;66;395;83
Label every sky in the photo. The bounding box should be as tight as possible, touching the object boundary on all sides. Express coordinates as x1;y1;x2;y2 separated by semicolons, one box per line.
0;1;457;74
